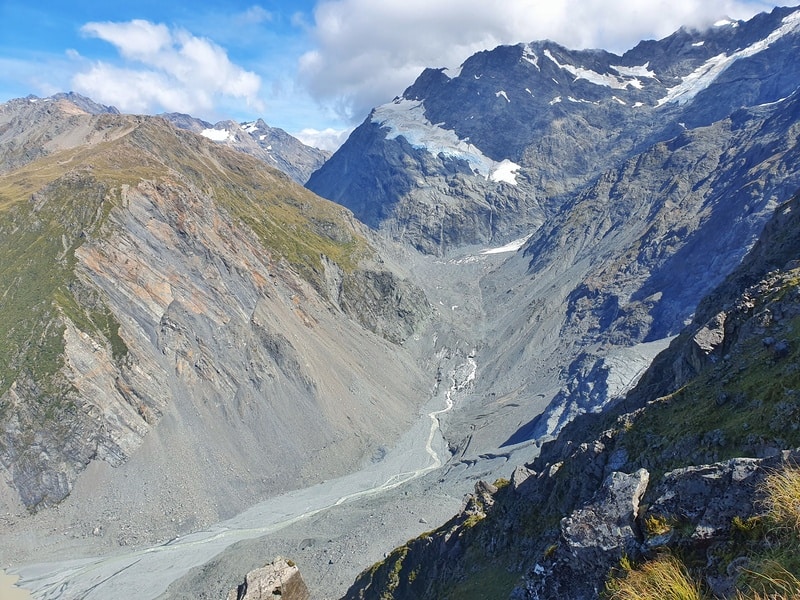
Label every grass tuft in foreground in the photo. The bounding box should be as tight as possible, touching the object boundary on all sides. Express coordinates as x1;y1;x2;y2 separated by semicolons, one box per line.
605;465;800;600
605;554;706;600
761;465;800;533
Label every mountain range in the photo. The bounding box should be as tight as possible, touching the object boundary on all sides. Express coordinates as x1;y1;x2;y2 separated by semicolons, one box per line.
1;5;800;600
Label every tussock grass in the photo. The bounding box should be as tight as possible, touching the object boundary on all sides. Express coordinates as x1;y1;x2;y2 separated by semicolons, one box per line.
605;466;800;600
736;467;800;597
761;465;800;533
644;513;672;537
606;554;706;600
737;561;800;599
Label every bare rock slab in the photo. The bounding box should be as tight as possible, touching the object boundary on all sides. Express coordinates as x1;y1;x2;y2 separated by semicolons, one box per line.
227;558;310;600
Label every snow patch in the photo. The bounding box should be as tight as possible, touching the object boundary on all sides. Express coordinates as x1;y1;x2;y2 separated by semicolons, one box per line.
568;96;597;104
496;90;510;102
448;63;464;79
612;96;627;105
658;11;800;106
692;41;705;47
242;122;259;134
480;233;533;255
611;62;657;79
522;44;540;70
757;96;788;107
544;49;647;90
490;159;521;185
714;19;733;27
549;96;562;105
201;128;231;142
372;98;521;185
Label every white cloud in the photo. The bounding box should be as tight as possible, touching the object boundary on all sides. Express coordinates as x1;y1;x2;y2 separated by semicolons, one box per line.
238;5;273;25
298;0;789;123
73;19;263;116
293;126;353;152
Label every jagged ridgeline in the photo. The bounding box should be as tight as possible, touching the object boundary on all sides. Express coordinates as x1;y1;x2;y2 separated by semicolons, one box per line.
0;98;430;513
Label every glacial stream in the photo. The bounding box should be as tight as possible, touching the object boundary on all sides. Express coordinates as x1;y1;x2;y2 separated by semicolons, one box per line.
11;369;460;600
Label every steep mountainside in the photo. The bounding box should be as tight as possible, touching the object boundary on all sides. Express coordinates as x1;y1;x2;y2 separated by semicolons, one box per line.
162;112;329;185
342;190;800;600
0;95;430;544
308;6;800;255
463;90;800;447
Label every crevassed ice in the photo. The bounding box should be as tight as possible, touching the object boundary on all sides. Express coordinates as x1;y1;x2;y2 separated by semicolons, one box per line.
658;10;800;106
372;98;521;185
201;128;230;142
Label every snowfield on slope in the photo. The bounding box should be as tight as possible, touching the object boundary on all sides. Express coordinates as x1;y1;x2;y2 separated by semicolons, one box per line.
372;98;522;185
658;10;800;106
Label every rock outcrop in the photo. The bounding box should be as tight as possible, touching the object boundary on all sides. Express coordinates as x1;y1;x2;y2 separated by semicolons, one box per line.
227;558;310;600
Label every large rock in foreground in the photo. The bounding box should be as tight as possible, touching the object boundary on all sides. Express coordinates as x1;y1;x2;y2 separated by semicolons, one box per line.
227;558;310;600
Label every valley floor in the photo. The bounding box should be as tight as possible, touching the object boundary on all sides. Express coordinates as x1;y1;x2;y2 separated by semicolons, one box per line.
7;375;532;599
3;238;644;599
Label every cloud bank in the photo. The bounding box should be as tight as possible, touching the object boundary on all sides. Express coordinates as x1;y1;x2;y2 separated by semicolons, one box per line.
293;126;353;152
73;19;263;116
298;0;786;122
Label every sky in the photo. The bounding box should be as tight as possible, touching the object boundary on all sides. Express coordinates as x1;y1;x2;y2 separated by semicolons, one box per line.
0;1;797;150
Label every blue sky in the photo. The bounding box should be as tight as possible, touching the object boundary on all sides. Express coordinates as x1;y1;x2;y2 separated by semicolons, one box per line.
0;1;796;150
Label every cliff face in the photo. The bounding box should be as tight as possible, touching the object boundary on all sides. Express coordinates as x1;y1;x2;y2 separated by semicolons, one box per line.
0;97;431;535
341;192;800;599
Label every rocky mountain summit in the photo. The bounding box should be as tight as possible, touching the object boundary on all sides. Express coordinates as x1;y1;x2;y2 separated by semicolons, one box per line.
162;113;329;185
306;6;800;462
0;93;328;186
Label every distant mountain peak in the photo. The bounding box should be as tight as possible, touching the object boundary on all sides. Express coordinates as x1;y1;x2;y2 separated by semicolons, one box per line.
160;112;329;184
